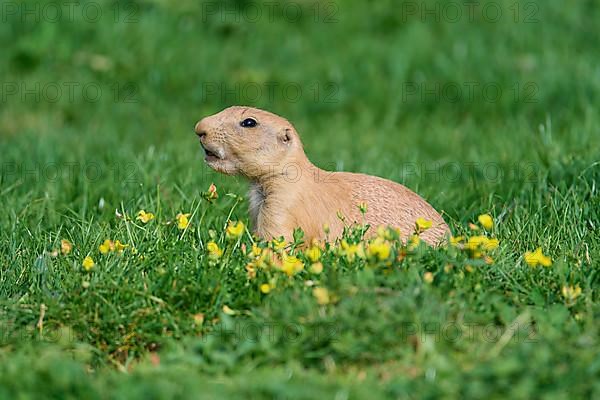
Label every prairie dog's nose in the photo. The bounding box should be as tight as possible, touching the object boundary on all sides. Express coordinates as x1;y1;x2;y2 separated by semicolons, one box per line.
194;120;206;138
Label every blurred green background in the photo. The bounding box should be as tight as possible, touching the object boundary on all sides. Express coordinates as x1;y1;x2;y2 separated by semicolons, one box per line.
2;0;598;219
1;0;599;398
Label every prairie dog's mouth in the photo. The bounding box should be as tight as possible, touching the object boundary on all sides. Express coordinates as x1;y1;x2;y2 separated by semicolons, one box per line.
201;145;224;162
204;148;220;159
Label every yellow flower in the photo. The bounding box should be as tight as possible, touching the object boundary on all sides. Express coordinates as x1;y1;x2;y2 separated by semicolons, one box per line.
114;240;128;253
208;183;218;196
478;214;494;230
464;236;498;252
272;238;287;251
136;210;155;224
358;202;368;214
250;243;262;258
561;285;582;304
60;239;73;255
340;240;365;262
280;254;304;276
408;235;421;251
82;256;95;271
485;238;499;250
206;241;223;259
226;220;245;240
367;238;391;261
450;236;464;247
260;283;272;294
524;247;552;267
176;213;191;230
313;287;330;305
415;217;432;232
99;239;114;254
245;263;256;279
423;272;434;284
465;235;487;250
309;262;324;274
203;183;218;202
305;245;322;263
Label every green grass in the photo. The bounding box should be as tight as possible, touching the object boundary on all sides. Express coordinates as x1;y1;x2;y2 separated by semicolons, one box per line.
1;0;599;398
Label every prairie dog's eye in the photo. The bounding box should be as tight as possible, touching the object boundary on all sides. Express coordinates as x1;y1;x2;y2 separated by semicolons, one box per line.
240;118;257;128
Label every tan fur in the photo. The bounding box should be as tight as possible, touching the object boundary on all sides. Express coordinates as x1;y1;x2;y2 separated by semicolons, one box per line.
195;106;449;245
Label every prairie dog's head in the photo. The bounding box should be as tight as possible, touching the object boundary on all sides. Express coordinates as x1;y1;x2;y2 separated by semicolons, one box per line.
194;106;302;178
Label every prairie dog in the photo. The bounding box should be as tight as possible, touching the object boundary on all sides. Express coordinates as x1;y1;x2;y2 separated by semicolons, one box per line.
194;106;449;245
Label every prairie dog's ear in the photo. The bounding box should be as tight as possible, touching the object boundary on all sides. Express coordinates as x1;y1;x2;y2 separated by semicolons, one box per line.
277;128;293;146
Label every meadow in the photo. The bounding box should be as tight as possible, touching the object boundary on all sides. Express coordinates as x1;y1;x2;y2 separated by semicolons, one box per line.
0;0;599;398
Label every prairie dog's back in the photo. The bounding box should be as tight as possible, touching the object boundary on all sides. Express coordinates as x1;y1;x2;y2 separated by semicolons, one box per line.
337;172;449;242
